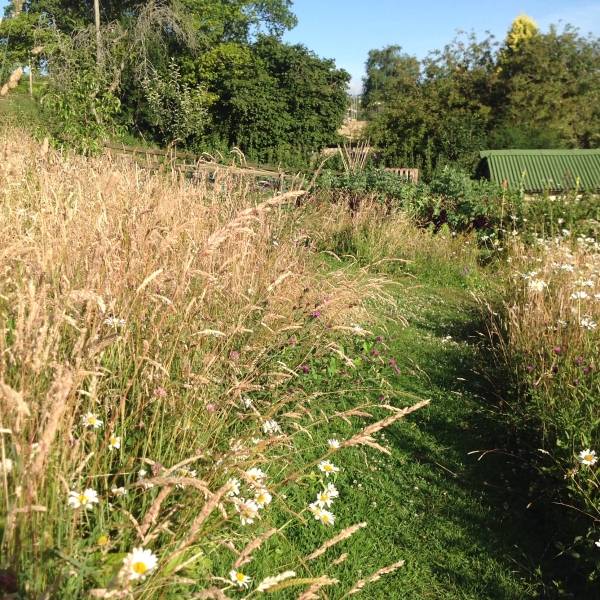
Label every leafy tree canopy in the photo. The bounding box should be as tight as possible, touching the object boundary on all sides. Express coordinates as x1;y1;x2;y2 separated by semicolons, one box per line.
363;17;600;180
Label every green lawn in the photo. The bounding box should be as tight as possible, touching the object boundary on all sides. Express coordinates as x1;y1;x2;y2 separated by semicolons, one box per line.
226;265;592;599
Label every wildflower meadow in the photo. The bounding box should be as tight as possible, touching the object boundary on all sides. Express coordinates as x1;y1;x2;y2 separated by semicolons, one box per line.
2;130;600;598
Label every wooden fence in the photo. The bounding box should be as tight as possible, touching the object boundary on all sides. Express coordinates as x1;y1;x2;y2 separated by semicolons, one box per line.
104;142;418;186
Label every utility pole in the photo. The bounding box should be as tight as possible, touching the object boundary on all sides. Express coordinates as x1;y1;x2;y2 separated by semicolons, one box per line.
94;0;101;64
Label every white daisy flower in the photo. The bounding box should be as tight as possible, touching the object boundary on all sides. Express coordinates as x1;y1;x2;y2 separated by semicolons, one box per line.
0;458;13;474
138;468;154;489
68;488;99;509
528;279;547;292
246;467;267;483
108;435;121;450
226;478;241;496
318;460;339;477
254;489;272;506
578;449;598;466
571;291;589;300
315;509;335;526
104;317;126;328
308;502;322;519
111;486;127;497
316;483;339;508
328;438;340;449
236;498;260;525
596;539;600;548
121;547;158;581
174;467;197;489
82;413;103;428
580;316;597;330
242;396;253;409
230;569;252;589
262;420;281;434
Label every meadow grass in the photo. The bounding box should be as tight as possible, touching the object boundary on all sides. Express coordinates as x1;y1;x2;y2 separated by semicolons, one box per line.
1;129;598;599
0;130;426;598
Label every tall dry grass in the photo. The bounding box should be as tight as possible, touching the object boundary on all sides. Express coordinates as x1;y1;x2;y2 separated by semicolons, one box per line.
0;130;421;598
481;231;600;539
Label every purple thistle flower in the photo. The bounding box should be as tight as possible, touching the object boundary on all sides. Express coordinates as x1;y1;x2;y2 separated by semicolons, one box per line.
229;350;240;361
299;365;310;373
526;365;533;372
313;311;321;318
575;356;584;366
290;337;297;345
573;379;580;386
206;404;215;413
372;349;378;356
324;296;330;302
554;347;562;355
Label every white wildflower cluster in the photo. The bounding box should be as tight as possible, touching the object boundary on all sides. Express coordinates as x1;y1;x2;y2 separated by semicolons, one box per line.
229;467;273;526
580;315;597;330
174;466;197;488
262;419;281;435
571;291;589;300
309;482;339;526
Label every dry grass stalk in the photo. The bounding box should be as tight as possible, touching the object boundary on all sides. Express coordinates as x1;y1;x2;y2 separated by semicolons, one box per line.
138;485;172;539
28;368;74;483
233;527;278;568
305;522;367;561
256;571;297;592
192;589;233;600
342;399;430;452
344;559;405;596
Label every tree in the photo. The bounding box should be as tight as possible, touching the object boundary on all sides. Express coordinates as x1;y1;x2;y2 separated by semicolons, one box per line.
495;24;600;149
190;35;350;163
362;45;420;109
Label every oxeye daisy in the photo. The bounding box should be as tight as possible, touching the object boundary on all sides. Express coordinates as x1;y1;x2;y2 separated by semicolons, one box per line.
0;458;13;474
226;478;241;496
121;547;158;581
68;488;99;509
318;460;339;477
316;509;336;526
308;502;322;519
82;413;103;428
236;499;260;525
262;420;280;435
578;449;598;466
316;483;339;508
230;569;252;588
246;467;267;483
254;489;272;506
108;435;121;450
111;486;127;497
328;438;340;449
528;279;547;291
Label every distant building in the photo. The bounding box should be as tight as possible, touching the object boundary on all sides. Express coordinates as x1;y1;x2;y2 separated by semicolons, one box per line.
478;149;600;193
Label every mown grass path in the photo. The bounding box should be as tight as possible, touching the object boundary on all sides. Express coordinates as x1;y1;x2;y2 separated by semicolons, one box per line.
258;272;585;600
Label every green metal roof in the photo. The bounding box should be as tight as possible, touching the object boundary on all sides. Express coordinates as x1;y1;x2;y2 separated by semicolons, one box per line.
478;149;600;192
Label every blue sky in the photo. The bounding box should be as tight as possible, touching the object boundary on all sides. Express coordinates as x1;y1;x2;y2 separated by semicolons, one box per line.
3;0;599;93
283;0;600;93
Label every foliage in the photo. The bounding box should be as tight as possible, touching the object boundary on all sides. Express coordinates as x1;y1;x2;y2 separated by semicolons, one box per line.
187;35;350;164
141;59;209;145
318;163;519;233
363;21;600;179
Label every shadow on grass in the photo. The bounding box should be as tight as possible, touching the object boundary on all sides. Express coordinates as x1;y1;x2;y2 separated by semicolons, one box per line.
384;289;595;598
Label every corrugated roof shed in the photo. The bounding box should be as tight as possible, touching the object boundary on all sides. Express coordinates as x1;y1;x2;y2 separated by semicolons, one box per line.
478;150;600;192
